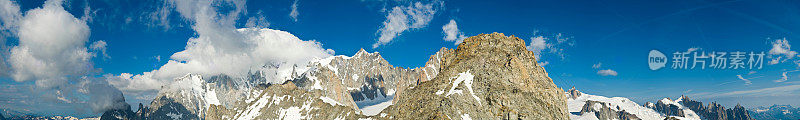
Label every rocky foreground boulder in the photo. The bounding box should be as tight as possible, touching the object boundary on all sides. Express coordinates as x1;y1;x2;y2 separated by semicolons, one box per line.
101;32;569;120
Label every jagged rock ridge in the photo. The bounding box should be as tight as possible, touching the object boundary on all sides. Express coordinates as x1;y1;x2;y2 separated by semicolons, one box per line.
679;96;753;120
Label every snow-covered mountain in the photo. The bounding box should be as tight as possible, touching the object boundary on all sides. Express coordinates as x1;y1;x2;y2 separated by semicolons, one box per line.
566;87;753;120
567;87;671;120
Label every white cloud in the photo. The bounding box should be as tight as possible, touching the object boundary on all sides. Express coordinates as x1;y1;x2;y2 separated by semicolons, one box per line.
442;19;466;45
289;0;299;22
109;0;333;94
592;62;602;69
776;70;800;83
0;0;21;31
526;32;574;62
712;84;800;98
777;72;789;83
9;0;92;84
373;2;439;48
245;11;269;28
538;61;549;66
3;0;126;113
737;75;752;85
686;47;700;53
0;0;21;77
597;69;618;76
767;38;798;65
105;73;162;92
527;36;548;59
143;0;174;30
90;40;109;59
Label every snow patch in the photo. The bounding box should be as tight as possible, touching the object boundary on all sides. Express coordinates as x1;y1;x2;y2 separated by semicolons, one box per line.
319;96;342;106
166;113;182;120
567;92;665;120
309;75;324;90
359;99;393;116
205;84;221;106
445;70;481;104
461;114;472;120
386;89;395;96
278;106;303;120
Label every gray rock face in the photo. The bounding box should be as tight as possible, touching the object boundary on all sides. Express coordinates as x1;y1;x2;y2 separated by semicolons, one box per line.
384;33;569;119
579;100;640;120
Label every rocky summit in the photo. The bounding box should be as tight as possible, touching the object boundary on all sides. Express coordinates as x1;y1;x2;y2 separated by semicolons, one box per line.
101;32;569;120
384;33;569;119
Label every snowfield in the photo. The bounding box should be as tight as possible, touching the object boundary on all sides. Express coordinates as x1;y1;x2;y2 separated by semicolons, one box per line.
567;91;664;120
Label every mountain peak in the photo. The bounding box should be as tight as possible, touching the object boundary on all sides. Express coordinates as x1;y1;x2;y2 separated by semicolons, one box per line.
387;32;569;119
354;48;376;58
568;87;582;99
456;32;529;57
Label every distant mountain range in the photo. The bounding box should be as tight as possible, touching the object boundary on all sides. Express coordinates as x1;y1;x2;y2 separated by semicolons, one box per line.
99;33;569;119
567;87;754;120
749;104;800;120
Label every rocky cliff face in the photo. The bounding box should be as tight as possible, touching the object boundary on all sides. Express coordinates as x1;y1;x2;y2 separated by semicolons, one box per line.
101;32;569;120
384;33;569;119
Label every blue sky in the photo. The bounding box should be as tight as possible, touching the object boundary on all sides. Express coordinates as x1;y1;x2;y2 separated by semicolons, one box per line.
2;0;800;117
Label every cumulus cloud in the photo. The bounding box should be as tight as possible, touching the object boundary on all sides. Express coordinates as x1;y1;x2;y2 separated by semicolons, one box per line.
108;0;333;96
442;19;466;45
767;38;798;65
373;1;440;48
592;62;617;76
2;0;126;113
289;0;299;22
597;69;618;76
10;0;93;85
